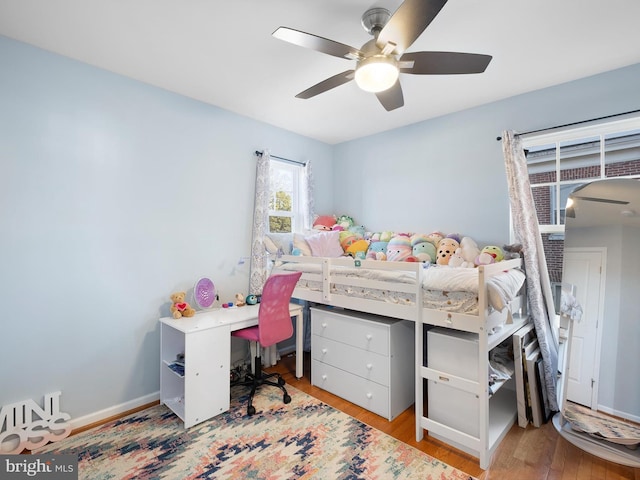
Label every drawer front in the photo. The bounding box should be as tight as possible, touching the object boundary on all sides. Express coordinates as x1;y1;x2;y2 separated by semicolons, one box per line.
311;309;390;355
311;335;390;386
427;328;478;381
312;360;390;419
428;380;479;437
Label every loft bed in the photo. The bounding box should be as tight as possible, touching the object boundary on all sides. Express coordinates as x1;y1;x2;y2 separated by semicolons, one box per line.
272;254;526;332
271;253;530;469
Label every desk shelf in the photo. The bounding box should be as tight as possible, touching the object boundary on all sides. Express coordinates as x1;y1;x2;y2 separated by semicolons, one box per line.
160;317;230;428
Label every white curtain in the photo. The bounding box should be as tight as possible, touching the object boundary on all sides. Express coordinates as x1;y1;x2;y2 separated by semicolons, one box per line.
248;150;314;366
502;130;560;413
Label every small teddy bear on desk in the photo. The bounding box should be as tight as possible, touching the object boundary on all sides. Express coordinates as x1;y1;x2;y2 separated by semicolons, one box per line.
170;291;196;319
235;293;246;307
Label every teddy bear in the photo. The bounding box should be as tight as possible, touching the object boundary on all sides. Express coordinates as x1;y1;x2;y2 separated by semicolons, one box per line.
170;292;196;319
235;293;246;307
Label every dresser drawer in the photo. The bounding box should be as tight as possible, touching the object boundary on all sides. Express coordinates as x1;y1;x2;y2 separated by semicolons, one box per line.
311;360;390;419
311;308;391;355
311;334;390;386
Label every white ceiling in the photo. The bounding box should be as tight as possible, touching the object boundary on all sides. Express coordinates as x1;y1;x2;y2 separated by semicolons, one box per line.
2;0;640;144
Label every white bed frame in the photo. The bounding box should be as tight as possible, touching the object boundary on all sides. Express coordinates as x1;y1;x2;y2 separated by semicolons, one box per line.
277;254;530;469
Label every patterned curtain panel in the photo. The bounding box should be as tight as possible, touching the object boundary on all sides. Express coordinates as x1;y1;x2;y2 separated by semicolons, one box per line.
301;160;314;230
249;151;271;296
502;130;559;413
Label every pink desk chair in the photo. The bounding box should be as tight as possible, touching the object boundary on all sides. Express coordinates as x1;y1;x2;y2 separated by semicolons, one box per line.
231;271;302;415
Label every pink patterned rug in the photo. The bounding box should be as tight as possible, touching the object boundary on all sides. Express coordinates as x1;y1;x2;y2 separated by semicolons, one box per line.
35;384;475;479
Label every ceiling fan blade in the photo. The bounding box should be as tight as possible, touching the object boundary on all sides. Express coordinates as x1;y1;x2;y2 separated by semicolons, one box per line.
376;0;447;56
399;51;492;74
295;70;355;99
375;80;404;111
273;27;364;60
573;195;630;205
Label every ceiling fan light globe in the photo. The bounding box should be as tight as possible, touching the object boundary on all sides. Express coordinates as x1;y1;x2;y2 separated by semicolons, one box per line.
355;56;399;93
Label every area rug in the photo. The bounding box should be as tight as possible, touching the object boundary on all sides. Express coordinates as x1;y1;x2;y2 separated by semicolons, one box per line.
563;402;640;448
35;384;475;479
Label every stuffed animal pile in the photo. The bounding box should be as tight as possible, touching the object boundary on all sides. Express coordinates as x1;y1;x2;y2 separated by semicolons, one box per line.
309;213;511;268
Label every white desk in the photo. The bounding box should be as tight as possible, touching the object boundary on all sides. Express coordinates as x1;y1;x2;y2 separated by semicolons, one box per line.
159;303;303;428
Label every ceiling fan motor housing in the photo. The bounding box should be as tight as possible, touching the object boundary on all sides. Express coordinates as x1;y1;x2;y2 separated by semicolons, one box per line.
361;7;391;36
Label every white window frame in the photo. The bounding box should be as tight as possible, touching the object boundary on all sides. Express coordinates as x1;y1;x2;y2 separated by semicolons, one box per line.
521;113;640;235
268;159;304;233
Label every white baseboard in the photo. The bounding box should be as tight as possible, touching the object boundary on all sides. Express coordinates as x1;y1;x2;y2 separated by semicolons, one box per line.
70;392;160;431
597;404;640;424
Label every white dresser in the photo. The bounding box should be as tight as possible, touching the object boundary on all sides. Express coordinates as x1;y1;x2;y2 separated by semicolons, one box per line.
310;306;414;421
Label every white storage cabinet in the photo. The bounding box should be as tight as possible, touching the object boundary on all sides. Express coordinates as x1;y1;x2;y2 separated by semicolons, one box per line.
311;306;414;421
424;326;521;468
160;317;230;428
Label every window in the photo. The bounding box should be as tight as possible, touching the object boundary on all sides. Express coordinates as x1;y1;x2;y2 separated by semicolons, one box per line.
268;159;304;233
524;122;640;233
520;114;640;282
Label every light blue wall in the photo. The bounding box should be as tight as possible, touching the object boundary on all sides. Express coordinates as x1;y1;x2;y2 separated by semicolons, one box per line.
333;63;640;245
0;36;333;421
2;32;640;424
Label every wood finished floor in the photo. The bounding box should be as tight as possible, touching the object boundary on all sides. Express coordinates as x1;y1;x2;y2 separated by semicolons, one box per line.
267;352;640;480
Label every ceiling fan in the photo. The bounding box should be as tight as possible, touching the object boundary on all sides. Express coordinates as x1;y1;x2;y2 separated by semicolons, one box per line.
272;0;492;111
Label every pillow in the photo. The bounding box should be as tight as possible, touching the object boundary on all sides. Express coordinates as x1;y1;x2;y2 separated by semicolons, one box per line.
264;233;293;255
487;269;526;311
305;231;344;258
293;233;313;256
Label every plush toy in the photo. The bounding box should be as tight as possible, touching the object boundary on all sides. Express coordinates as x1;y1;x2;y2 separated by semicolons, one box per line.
436;237;460;266
235;293;246;307
387;234;412;261
427;231;445;246
460;236;481;266
447;248;466;267
348;225;366;238
503;243;524;259
412;240;437;263
367;241;388;260
170;292;196;319
313;215;337;231
446;233;462;244
339;230;360;251
475;245;505;266
335;215;355;230
346;239;369;257
379;231;394;243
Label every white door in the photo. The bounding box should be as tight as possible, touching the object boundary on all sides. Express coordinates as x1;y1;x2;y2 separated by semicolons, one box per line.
562;248;605;408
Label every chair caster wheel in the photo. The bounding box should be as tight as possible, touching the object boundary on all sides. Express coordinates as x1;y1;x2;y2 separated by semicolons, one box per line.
247;405;256;416
283;394;291;404
278;377;286;386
